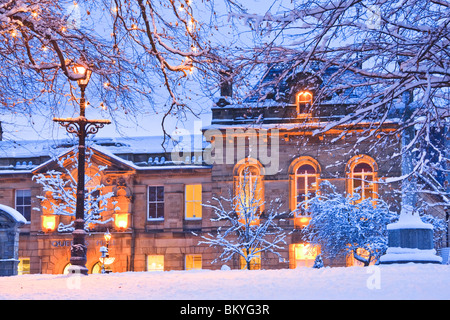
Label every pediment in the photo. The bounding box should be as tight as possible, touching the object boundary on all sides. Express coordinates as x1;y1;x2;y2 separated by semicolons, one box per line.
31;145;136;175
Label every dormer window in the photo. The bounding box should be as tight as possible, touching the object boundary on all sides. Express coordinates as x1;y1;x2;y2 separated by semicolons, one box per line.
296;91;313;116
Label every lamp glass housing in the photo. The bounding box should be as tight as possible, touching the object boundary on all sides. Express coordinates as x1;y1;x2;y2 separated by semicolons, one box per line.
73;65;92;86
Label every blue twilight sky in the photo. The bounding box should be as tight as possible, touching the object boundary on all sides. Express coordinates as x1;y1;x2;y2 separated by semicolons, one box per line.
0;0;299;142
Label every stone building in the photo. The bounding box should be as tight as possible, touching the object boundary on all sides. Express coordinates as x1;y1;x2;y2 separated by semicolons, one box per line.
1;69;447;274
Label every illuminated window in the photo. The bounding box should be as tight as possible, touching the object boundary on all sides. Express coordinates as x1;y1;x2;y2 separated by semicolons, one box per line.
235;164;264;225
240;249;261;270
91;262;102;274
346;248;376;267
147;255;164;271
350;161;376;202
296;91;313;115
18;258;30;275
148;186;164;220
296;164;318;207
15;189;31;221
289;158;320;228
63;263;71;275
185;254;202;270
290;243;320;268
185;184;202;219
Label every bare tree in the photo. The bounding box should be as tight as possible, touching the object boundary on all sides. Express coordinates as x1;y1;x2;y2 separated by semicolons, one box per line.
221;0;449;212
0;0;231;137
32;147;116;231
199;167;287;270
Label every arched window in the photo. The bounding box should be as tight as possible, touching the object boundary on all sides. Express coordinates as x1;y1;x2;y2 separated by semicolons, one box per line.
296;91;313;116
347;155;378;202
234;160;264;226
295;164;318;206
289;157;320;228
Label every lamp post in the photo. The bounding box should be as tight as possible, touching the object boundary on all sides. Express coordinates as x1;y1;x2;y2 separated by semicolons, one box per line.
99;229;115;274
54;64;111;275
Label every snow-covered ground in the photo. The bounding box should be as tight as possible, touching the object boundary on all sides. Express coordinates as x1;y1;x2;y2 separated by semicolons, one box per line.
1;264;449;300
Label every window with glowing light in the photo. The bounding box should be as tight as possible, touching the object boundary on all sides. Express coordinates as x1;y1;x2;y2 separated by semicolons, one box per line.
296;91;313;115
91;262;102;274
185;184;202;219
240;250;261;270
148;186;164;220
350;162;376;202
18;258;30;275
147;255;164;271
346;248;377;267
185;254;202;270
235;164;264;225
63;263;71;275
290;243;320;268
289;158;320;228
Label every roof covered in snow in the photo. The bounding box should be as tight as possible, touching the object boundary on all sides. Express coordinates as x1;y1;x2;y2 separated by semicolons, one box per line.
0;134;210;174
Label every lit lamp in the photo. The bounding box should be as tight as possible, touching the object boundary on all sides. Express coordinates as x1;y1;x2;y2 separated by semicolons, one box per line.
53;61;111;275
99;229;115;274
104;229;112;244
42;215;56;233
73;65;92;89
113;213;129;231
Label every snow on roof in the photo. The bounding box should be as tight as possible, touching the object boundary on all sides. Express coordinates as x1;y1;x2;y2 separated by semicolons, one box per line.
0;203;27;224
0;134;209;173
0;134;206;159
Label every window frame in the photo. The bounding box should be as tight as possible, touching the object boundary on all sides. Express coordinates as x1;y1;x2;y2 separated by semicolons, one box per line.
296;91;313;116
294;164;319;213
289;157;320;228
233;160;265;225
15;189;31;222
147;254;165;271
147;185;165;221
346;155;378;202
184;184;202;220
289;243;320;268
185;254;202;271
240;249;261;270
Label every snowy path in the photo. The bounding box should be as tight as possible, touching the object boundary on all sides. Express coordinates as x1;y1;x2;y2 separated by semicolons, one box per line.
0;264;448;300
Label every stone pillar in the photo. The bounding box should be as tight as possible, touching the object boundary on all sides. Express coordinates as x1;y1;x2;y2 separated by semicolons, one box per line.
0;204;27;276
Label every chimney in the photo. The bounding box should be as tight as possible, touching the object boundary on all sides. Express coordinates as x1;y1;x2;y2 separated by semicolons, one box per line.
219;69;233;97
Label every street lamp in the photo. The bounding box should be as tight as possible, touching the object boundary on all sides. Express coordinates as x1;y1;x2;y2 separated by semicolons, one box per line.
53;63;111;275
99;229;115;274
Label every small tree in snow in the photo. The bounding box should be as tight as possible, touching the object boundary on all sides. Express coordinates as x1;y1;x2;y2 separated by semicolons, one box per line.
33;147;116;232
303;181;397;266
199;167;287;270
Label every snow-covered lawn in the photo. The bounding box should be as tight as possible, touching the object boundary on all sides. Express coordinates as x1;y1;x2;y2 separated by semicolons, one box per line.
0;264;448;300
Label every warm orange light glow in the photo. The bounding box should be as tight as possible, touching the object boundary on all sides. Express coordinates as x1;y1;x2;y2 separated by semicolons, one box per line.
72;64;92;86
296;91;313;116
99;257;115;265
294;216;311;228
73;65;87;76
104;230;112;242
42;215;56;232
291;243;320;268
114;213;129;230
297;91;312;101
